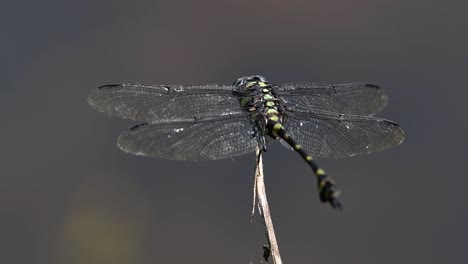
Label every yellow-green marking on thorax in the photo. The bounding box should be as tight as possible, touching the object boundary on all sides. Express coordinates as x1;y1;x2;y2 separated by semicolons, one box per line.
266;108;279;115
246;81;256;88
269;115;279;121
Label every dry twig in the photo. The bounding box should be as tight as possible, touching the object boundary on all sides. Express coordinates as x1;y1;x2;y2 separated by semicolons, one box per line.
252;146;282;264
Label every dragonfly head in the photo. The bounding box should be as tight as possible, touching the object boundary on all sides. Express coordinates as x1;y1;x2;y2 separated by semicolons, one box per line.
234;75;268;88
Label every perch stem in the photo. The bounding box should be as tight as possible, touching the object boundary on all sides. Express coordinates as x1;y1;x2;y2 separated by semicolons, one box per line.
254;146;282;264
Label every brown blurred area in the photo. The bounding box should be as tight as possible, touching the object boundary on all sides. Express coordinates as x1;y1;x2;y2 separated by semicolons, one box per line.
1;0;467;263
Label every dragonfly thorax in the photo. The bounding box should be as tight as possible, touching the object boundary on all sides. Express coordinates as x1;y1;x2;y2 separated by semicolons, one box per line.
236;76;285;143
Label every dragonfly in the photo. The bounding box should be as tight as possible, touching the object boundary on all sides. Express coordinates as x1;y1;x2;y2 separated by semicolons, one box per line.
88;75;405;209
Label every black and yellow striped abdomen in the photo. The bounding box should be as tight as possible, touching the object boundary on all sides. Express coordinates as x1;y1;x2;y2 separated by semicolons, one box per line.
266;120;342;209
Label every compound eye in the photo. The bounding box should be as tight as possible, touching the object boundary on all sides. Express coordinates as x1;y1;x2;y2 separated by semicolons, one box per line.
233;76;247;86
246;75;267;83
254;75;267;82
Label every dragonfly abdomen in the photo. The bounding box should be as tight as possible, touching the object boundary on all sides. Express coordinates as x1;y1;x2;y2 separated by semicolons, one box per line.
266;120;342;209
266;121;318;170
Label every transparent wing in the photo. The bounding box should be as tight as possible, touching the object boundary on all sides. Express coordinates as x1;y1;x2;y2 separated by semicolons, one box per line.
88;83;244;122
276;83;388;116
280;107;404;158
117;115;258;161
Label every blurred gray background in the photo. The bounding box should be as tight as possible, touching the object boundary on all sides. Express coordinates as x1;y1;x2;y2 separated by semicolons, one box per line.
1;0;467;263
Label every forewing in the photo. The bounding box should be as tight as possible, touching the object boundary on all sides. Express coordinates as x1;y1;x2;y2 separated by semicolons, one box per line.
88;84;243;122
117;116;257;161
281;108;404;158
277;83;388;116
